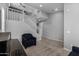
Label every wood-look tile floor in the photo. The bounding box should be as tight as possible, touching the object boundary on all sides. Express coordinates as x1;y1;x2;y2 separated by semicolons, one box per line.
25;38;69;56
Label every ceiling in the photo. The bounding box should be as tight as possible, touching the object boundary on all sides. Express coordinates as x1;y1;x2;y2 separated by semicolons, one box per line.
25;3;64;14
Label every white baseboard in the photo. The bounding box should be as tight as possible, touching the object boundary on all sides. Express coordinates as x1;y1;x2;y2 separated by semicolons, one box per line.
42;37;63;43
64;48;71;52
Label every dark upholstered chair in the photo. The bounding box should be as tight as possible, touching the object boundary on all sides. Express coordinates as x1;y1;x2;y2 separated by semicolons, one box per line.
68;46;79;56
0;41;8;56
22;33;36;48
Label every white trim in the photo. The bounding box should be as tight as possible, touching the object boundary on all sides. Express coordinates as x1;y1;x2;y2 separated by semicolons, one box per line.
1;7;5;32
43;36;64;42
51;38;64;42
64;48;71;52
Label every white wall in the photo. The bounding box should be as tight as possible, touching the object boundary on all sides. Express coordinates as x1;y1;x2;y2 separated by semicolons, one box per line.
43;12;64;42
6;19;37;42
0;10;1;31
64;3;79;50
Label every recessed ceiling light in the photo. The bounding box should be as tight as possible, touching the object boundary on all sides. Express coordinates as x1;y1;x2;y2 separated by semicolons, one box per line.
66;30;71;34
54;8;58;11
39;4;43;7
66;9;70;12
